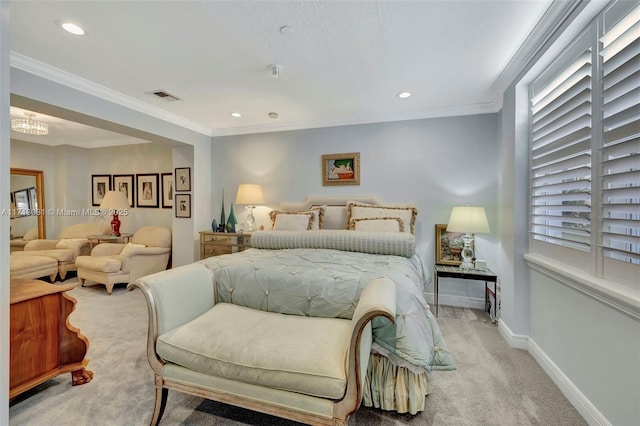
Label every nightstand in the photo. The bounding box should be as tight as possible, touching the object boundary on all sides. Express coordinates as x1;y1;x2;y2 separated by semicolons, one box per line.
433;265;498;318
199;231;251;259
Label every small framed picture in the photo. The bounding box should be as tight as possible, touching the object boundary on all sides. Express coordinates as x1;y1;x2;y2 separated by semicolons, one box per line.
13;189;29;215
136;173;159;208
175;193;191;218
28;186;38;210
92;174;112;206
322;152;360;186
435;224;465;266
113;174;135;207
161;172;173;209
175;167;191;192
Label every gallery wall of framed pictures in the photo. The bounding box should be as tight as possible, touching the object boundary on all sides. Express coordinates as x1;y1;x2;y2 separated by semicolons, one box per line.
91;167;190;218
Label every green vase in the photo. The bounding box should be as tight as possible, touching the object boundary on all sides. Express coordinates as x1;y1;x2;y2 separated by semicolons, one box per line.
227;202;237;233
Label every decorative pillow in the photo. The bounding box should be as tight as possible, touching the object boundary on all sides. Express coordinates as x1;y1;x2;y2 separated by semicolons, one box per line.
347;201;418;234
120;242;146;257
348;217;404;232
23;227;39;241
271;213;314;231
269;206;326;230
55;238;89;250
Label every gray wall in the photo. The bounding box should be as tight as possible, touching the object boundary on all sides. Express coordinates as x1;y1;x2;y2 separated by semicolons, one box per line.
212;114;501;306
10;140;174;238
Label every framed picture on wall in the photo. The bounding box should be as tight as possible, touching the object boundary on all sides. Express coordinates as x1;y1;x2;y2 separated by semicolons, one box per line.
161;172;173;208
175;193;191;218
28;187;38;210
13;189;29;215
136;173;159;208
435;223;465;266
91;174;112;206
322;152;360;186
175;167;191;192
113;174;135;207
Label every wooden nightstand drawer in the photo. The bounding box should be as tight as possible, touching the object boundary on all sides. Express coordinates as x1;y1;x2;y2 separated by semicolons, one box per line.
202;243;232;257
199;231;251;260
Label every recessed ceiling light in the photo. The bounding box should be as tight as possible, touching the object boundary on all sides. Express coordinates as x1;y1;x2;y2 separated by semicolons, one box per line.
397;92;411;99
56;21;85;35
231;112;242;118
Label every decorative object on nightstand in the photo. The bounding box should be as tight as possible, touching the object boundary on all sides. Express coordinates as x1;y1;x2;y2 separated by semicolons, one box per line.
227;202;237;232
446;205;490;271
235;183;265;232
218;189;226;232
99;190;130;236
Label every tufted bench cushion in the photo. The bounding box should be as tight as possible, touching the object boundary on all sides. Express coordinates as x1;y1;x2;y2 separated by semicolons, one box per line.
156;302;352;400
10;255;58;280
75;255;122;273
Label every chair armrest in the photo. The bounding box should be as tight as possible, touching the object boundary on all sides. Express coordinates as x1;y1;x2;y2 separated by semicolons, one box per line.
335;278;396;419
91;243;126;256
24;239;59;250
127;263;215;374
122;246;171;257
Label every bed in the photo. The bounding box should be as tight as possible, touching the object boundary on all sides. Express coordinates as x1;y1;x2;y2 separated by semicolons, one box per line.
198;196;455;414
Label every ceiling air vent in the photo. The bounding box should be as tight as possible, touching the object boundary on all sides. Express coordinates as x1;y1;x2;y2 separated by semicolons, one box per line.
146;89;181;102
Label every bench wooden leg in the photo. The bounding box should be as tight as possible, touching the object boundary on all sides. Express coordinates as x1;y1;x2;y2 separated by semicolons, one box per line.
151;376;168;426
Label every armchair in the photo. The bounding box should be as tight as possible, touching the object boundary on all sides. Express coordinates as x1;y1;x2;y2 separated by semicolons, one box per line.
10;226;39;253
11;223;107;280
76;226;172;294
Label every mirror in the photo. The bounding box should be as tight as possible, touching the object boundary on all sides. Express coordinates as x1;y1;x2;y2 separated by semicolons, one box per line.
10;168;45;239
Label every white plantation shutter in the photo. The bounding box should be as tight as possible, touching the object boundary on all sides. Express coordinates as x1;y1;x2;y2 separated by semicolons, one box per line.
600;4;640;265
530;35;593;252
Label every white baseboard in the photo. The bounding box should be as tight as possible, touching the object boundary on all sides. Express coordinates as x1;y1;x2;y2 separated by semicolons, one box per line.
497;319;529;350
424;293;486;311
498;320;610;426
527;339;610;426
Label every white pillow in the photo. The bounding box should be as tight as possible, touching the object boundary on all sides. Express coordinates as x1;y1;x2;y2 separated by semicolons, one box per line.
347;201;418;234
269;206;325;230
348;217;404;232
120;242;146;257
55;238;89;250
271;213;314;231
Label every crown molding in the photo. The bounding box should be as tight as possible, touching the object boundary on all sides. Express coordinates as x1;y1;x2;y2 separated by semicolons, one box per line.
491;0;587;96
211;98;502;137
10;52;212;136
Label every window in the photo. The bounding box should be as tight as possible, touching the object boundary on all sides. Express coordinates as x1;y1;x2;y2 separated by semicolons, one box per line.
529;1;639;286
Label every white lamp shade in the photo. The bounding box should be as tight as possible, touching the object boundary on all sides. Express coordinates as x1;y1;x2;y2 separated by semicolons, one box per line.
235;184;265;205
99;190;130;210
446;206;490;234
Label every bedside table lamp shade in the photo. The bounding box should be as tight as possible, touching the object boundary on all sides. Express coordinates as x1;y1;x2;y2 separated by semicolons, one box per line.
100;191;130;236
447;205;490;270
235;184;265;232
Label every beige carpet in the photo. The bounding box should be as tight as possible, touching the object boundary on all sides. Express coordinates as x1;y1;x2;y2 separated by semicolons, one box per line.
9;278;587;425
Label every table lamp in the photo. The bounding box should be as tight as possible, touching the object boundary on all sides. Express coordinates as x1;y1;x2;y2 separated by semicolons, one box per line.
235;184;265;232
446;205;490;270
99;190;130;236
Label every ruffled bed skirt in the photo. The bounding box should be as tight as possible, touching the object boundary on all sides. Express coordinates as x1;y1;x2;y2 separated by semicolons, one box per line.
362;353;431;415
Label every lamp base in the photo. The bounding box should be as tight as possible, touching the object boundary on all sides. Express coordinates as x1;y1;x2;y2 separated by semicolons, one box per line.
110;214;121;237
243;206;257;232
460;233;474;270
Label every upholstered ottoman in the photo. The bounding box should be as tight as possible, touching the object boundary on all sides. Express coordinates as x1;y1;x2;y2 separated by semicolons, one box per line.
10;255;58;282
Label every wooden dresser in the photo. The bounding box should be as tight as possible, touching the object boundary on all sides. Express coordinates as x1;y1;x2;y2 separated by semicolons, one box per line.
199;231;251;259
10;278;93;398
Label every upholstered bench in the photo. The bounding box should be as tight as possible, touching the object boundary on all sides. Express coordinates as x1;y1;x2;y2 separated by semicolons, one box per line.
10;255;58;281
129;263;396;425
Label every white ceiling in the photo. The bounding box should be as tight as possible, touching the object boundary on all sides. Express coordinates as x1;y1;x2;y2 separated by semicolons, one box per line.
9;0;555;146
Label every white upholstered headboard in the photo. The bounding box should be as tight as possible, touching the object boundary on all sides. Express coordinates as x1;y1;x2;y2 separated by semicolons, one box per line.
278;196;381;230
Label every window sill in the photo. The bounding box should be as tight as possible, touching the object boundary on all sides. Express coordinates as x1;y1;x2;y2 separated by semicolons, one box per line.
524;253;640;320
